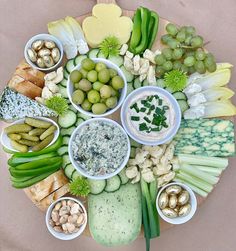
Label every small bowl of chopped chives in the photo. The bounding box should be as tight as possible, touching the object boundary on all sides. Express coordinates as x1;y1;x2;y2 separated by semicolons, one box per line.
121;86;181;146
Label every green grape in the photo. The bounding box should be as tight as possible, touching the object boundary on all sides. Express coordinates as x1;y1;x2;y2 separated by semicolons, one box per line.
206;53;215;61
87;90;100;104
180;64;188;73
190;35;204;48
161;34;172;44
155;54;166;65
92;103;107;114
163;61;173;71
184;35;193;45
72;90;85;105
194;60;206;74
173;61;182;70
195;48;206;61
100;85;112;99
184;56;195;67
109;69;117;78
155;66;165;76
162;48;173;60
81;58;95;71
167;39;180;49
206;61;217;73
204;56;214;68
78;79;92;92
184;50;195;57
188;66;196;75
81;99;92;111
179;26;187;33
111;76;124;90
176;31;186;42
166;23;179;36
172;48;183;60
70;70;82;84
87;70;98;82
93;81;104;91
98;69;110;83
106;96;118;109
186;26;196;35
79;69;88;78
95;62;107;72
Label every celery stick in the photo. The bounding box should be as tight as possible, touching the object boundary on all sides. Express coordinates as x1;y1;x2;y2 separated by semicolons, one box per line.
174;178;208;197
141;194;150;251
177;172;213;193
178;154;228;169
180;164;219;185
194;165;223;176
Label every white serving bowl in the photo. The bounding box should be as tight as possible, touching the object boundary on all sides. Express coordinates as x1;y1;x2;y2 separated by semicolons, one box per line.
67;58;127;118
45;197;87;240
0;117;60;152
68;117;130;180
156;182;197;225
120;86;181;146
24;33;63;71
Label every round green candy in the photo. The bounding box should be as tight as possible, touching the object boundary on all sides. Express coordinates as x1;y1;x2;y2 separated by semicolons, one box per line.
92;103;107;114
81;58;95;71
93;81;104;91
98;69;110;83
81;99;92;111
70;70;82;84
72;90;85;105
87;89;100;104
78;79;92;92
87;70;98;82
106;96;118;109
111;76;124;90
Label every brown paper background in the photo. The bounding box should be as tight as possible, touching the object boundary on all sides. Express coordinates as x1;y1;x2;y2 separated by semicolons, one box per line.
0;0;236;250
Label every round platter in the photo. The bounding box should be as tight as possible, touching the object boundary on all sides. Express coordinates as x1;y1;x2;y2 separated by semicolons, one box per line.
21;0;207;236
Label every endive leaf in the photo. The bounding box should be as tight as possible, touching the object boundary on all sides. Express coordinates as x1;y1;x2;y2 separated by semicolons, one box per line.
202;87;234;101
217;62;233;70
204;100;236;118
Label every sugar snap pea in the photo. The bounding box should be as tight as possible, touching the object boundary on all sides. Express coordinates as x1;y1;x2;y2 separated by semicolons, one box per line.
25;117;51;128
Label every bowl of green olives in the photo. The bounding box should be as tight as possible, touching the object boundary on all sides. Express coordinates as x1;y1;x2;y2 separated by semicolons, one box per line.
67;58;127;117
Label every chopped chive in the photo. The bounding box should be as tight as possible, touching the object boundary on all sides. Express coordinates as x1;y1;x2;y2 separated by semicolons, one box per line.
141;100;147;105
154;95;159;99
130;102;140;113
139;123;149;131
151;127;160;132
131;116;140;121
163;105;169;110
155;107;162;114
144;116;151;123
163;122;168;128
158;99;163;106
140;107;146;112
144;102;151;108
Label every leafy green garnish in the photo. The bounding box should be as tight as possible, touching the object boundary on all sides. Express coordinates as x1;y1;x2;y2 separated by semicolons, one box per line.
99;36;121;57
69;177;90;197
45;96;69;115
164;69;187;92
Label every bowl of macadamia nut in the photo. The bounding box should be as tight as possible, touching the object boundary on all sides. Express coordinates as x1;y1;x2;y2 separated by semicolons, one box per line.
45;197;87;240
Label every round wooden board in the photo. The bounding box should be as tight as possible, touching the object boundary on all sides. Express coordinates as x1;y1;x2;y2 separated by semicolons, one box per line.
23;0;206;237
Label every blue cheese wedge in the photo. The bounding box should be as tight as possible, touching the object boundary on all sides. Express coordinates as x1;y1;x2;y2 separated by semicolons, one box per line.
0;87;57;121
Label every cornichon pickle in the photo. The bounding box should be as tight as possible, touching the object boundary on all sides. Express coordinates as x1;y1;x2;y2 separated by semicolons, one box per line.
18;139;39;147
8;133;21;141
25;118;51;128
29;128;46;136
32;134;54;151
39;125;56;140
4;124;32;134
10;140;28;153
20;133;39;142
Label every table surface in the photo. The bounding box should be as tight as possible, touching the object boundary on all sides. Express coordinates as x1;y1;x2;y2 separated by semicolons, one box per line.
0;0;236;251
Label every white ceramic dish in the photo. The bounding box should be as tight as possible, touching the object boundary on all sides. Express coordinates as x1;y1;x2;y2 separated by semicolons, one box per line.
68;117;130;180
67;58;127;118
24;33;63;71
0;117;60;152
45;197;87;240
156;182;197;225
120;86;181;146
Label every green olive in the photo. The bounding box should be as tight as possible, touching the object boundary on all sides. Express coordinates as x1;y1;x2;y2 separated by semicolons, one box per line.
106;96;118;109
81;58;95;71
109;68;118;78
70;70;82;84
92;103;107;114
78;79;92;92
93;81;104;91
111;76;124;90
95;62;107;72
100;85;112;99
98;69;110;83
72;90;85;105
87;89;100;104
81;99;92;111
79;68;88;78
87;70;98;82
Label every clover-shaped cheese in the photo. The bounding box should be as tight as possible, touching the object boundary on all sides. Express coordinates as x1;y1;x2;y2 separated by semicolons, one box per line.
82;4;133;48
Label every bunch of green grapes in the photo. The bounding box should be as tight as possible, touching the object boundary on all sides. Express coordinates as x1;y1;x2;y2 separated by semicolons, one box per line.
155;23;217;77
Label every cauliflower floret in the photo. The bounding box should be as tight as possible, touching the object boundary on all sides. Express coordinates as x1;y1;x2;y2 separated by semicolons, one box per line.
157;171;175;188
125;166;138;179
124;56;133;71
139;159;153;169
153;164;172;176
134;150;149;165
147;66;156;85
119;44;128;56
142;145;166;159
139;60;150;75
133;55;141;72
151;157;160;165
143;49;155;64
154;49;162;56
160;143;175;165
141;168;155;183
46;82;59;94
42;87;53;99
44;71;57;81
128;158;137;166
139;73;147;82
131;172;141;184
35;97;45;104
126;51;134;59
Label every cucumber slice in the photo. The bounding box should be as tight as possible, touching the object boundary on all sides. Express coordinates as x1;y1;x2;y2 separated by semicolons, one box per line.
58;110;77;128
63;69;70;80
66;59;76;73
178;100;189;114
142;79;149;86
74;55;87;66
130;147;136;158
165;87;174;94
88;179;107;195
64;164;75;180
62;136;70;146
127;82;134;96
118;169;129;185
156;79;166;88
77;112;92;120
72;170;81;181
97;50;107;59
62;155;71;169
76;117;85;126
121;66;134;82
61;126;76;136
69;105;78;113
57;146;68;156
58;85;68;99
130;138;141;148
60;78;68;87
133;77;142;89
173;91;187;101
108;55;124;67
88;49;99;59
105;175;121;192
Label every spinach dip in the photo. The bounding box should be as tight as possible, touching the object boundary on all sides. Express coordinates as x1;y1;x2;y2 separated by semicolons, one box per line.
72;120;128;176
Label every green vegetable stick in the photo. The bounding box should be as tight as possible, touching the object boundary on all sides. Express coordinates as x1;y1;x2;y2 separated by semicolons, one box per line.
129;8;142;51
147;11;159;49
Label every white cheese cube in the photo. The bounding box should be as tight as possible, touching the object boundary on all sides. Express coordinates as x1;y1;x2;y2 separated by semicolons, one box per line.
126;51;134;59
119;44;128;55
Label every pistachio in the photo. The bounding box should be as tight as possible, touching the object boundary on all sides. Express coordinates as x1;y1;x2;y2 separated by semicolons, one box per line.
68;214;78;224
32;40;44;51
59;214;69;224
169;194;177;209
76;214;85;226
65;223;76;233
179;203;191;217
43;55;54;68
158;192;168;209
70;203;80;215
51;48;60;63
162;208;178;218
59;206;70;216
38;48;51;58
27;48;37;62
51;210;59;222
178;191;190;206
36;58;45;68
166;185;182;195
45;40;56;49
